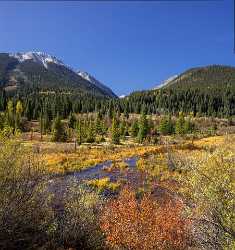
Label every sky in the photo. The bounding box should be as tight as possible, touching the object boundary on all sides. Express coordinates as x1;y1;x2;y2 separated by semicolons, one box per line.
0;0;234;96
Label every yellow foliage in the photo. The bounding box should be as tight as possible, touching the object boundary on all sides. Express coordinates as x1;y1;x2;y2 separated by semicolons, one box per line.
22;134;235;177
87;177;120;193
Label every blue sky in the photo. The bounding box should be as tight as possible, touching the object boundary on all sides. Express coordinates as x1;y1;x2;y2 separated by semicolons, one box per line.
0;1;234;96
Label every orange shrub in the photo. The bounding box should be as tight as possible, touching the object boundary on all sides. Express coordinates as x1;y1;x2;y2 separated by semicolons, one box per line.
100;188;191;250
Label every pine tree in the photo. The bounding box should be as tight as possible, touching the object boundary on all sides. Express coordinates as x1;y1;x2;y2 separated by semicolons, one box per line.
130;120;139;138
6;100;14;128
137;110;149;143
159;115;174;135
0;113;4;130
100;120;106;142
159;116;169;135
95;116;103;135
175;112;185;135
39;109;51;136
15;100;23;129
107;105;114;119
0;90;6;111
68;113;76;129
111;115;120;144
184;116;194;134
76;119;82;145
39;112;44;140
86;120;96;143
51;115;67;142
124;108;129;119
119;120;126;138
44;111;51;133
16;100;23;117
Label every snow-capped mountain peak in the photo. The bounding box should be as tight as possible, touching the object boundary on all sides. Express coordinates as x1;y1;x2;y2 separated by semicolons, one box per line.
7;51;117;97
10;51;65;69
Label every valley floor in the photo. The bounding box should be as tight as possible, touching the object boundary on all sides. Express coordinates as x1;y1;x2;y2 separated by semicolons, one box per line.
22;133;233;175
0;132;234;249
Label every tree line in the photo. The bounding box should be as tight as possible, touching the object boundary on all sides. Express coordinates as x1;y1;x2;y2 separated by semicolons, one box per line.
0;81;234;121
0;99;196;144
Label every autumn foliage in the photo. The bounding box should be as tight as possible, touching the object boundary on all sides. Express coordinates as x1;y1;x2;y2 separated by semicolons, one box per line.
100;188;191;250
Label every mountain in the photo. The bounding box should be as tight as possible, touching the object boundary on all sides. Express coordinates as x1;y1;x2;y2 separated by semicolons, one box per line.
123;65;235;116
77;71;116;98
0;52;117;98
159;65;235;90
153;75;178;90
10;52;66;69
152;65;235;91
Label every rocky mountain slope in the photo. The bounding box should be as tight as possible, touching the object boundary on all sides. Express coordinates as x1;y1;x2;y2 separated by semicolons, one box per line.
0;52;117;98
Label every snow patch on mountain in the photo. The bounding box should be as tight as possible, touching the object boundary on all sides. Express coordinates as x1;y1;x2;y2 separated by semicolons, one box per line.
77;71;117;97
119;95;126;98
10;52;66;69
153;75;178;89
77;71;93;83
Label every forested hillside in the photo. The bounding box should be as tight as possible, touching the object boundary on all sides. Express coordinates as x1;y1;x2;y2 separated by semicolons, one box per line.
164;65;235;90
123;65;235;117
0;62;234;119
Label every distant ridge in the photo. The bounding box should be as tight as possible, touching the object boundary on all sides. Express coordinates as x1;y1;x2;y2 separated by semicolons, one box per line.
122;64;235;117
159;65;235;90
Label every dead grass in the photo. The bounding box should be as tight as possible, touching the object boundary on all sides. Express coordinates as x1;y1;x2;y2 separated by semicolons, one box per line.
20;134;234;175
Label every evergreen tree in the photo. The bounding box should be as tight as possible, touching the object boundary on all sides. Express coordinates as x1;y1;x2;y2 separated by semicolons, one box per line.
111;115;120;144
100;120;107;142
0;90;6;111
39;109;51;135
124;108;129;119
16;100;23;117
6;100;14;128
119;120;126;138
0;113;4;130
76;119;83;145
107;104;114;119
159;116;168;135
95;116;103;135
39;112;44;140
159;115;174;135
86;120;96;143
51;115;67;142
175;112;185;135
183;115;194;134
15;100;23;129
137;110;149;143
68;112;76;129
44;111;51;133
83;118;88;139
130;120;139;138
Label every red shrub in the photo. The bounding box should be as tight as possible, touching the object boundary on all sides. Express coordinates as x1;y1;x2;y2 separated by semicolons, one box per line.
100;188;191;250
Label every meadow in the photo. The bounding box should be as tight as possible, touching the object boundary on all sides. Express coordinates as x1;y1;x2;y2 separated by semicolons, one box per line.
0;111;234;250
